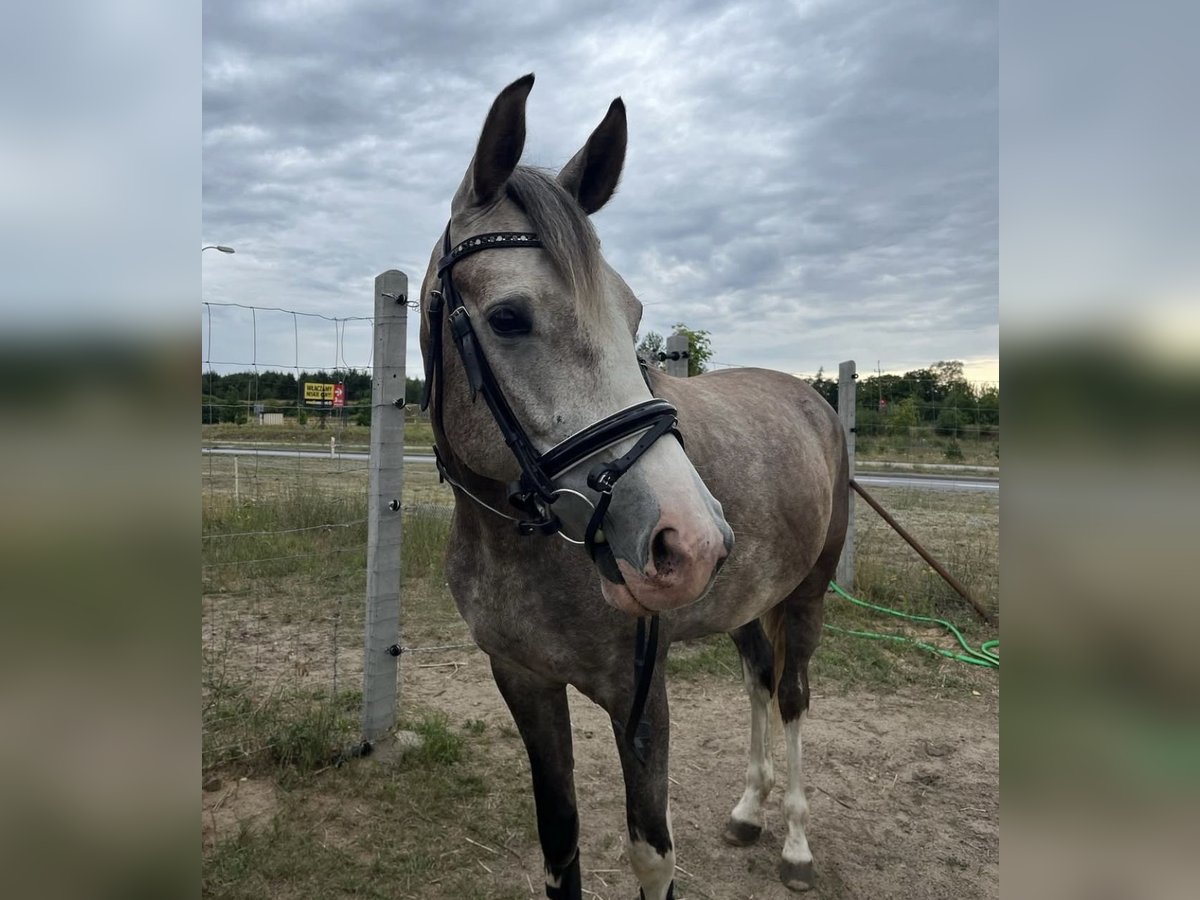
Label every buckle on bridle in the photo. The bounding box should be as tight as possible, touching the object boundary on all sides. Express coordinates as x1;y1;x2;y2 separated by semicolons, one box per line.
587;467;618;493
517;515;561;537
447;304;471;336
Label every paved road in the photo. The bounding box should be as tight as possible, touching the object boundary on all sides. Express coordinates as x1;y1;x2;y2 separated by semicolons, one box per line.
203;446;999;493
854;473;998;493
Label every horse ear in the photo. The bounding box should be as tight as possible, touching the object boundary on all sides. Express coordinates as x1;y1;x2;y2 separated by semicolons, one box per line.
453;73;535;211
558;97;627;215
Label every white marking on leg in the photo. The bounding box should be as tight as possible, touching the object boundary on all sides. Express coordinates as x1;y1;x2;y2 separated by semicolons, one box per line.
781;714;813;866
628;802;675;900
730;661;774;828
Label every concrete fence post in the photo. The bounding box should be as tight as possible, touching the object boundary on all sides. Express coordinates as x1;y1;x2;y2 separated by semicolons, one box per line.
361;270;408;743
836;360;857;588
665;332;690;378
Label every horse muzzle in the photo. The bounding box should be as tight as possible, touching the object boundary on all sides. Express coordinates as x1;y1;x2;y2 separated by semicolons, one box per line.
601;509;732;614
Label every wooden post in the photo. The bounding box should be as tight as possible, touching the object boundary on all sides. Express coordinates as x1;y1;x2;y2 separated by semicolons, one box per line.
836;360;856;588
361;270;408;743
665;332;689;378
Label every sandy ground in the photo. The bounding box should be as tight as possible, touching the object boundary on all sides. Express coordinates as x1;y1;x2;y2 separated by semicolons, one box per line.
383;650;997;899
203;605;998;899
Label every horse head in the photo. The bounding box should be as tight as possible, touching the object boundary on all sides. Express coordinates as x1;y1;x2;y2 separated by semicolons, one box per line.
419;73;733;615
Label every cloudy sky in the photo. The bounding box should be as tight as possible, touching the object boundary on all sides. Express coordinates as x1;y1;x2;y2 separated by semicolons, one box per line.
202;0;997;384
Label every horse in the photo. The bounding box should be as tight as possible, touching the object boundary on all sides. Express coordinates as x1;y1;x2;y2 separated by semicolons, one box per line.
416;74;848;899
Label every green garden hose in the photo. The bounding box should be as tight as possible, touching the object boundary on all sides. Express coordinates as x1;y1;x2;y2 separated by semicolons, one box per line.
827;581;999;669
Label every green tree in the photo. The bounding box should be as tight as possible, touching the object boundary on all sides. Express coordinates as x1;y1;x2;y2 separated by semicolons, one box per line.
405;376;425;405
671;323;713;376
352;400;371;427
805;366;839;408
931;360;966;387
636;331;666;370
936;406;967;437
889;397;920;437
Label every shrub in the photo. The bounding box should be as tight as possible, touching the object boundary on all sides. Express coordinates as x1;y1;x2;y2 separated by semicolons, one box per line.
353;401;371;427
936;407;967;437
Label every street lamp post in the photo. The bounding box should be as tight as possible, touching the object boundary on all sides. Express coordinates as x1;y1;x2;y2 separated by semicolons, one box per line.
202;245;235;253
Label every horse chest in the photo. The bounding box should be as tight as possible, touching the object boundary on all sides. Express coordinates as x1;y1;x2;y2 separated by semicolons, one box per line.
446;537;619;683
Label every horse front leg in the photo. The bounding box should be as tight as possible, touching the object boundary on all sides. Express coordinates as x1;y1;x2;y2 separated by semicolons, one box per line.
490;658;582;900
611;678;675;900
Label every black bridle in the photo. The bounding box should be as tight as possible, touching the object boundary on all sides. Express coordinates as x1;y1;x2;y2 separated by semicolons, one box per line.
420;224;679;761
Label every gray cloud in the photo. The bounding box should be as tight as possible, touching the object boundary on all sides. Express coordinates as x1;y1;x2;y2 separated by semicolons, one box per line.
203;0;997;380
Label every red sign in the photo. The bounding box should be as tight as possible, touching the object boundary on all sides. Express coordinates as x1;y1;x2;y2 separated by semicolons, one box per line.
333;383;345;408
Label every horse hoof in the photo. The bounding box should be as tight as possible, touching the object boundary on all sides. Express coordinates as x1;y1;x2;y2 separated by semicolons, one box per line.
779;859;815;891
722;818;763;846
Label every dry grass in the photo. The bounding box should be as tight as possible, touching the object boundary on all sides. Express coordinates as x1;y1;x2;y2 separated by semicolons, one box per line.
856;434;999;467
203;418;436;451
201;457;998;897
201;452;452;506
669;486;999;689
850;486;999;619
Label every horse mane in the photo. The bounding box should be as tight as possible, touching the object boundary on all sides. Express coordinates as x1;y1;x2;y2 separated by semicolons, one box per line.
505;166;605;323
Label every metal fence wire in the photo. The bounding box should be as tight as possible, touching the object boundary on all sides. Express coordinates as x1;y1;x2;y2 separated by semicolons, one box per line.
201;298;459;773
201;296;997;773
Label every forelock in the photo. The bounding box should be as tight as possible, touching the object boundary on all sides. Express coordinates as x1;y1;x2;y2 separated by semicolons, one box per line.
504;166;605;321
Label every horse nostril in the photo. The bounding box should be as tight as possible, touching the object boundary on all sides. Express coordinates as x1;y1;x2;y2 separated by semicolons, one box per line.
651;527;678;578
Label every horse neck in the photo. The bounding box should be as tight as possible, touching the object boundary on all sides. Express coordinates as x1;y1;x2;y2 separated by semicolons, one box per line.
433;425;522;529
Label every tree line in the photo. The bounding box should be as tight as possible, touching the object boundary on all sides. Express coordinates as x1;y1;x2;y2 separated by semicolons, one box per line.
202;358;997;439
804;360;999;440
201;369;424;424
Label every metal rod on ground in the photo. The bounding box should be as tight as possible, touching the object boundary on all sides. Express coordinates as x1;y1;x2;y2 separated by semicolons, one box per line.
361;269;409;743
849;477;994;626
836;360;856;588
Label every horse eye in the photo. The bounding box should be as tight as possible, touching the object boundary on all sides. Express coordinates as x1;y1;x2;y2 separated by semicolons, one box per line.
487;306;530;336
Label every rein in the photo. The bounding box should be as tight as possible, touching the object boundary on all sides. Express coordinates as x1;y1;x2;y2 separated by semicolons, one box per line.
421;224;677;761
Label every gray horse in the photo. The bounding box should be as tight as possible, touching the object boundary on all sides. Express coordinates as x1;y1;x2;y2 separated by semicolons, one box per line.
417;74;848;899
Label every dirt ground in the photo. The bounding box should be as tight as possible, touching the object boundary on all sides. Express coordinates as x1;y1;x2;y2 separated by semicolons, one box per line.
208;642;998;899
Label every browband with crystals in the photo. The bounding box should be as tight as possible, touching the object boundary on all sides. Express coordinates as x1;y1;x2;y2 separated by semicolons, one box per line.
437;232;544;275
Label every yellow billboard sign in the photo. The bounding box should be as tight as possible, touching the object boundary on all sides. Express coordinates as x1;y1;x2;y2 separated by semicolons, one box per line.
304;382;335;402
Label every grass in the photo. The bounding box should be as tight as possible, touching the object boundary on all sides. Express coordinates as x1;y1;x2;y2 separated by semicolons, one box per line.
203;708;534;900
201;452;452;506
202;472;458;777
856;434;999;467
823;485;997;688
201;460;998;897
666;634;742;680
668;485;998;692
850;486;999;621
203;417;436;451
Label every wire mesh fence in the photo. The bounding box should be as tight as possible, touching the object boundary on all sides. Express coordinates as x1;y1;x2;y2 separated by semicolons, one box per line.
201;310;1000;775
201;299;458;775
708;358;1000;466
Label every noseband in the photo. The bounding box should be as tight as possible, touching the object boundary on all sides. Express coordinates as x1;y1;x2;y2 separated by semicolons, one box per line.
420;223;680;761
